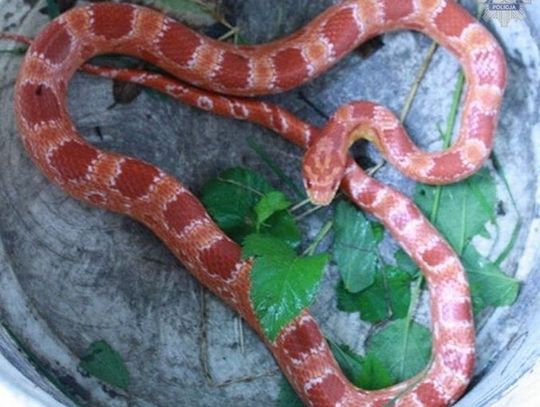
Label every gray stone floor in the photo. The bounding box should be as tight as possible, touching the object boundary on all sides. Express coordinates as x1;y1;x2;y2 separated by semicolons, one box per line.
0;1;539;406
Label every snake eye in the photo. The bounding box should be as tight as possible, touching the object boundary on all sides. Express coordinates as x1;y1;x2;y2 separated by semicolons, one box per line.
306;179;313;188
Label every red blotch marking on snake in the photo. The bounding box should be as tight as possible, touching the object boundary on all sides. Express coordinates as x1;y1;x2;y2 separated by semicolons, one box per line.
18;83;62;127
351;101;376;119
421;241;453;268
382;0;415;22
320;6;360;58
163;191;208;234
272;48;309;90
280;317;324;363
434;2;473;38
416;382;449;406
199;238;241;280
157;22;202;67
112;159;159;199
305;373;347;406
355;179;382;207
91;4;135;40
31;20;72;65
49;141;98;181
428;151;468;179
214;52;250;90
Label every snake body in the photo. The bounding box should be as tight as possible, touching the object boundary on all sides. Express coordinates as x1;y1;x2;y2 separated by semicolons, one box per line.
13;1;506;406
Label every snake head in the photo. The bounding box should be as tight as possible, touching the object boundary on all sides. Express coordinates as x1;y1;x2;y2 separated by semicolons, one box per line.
303;137;347;206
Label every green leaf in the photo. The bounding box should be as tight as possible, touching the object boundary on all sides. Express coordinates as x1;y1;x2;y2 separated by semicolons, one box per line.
79;340;130;390
336;266;412;323
46;0;60;19
200;168;300;245
394;250;420;278
327;340;364;383
336;279;364;314
277;376;305;407
367;320;432;382
413;167;519;314
327;340;394;390
255;191;291;230
462;245;520;313
371;222;385;244
262;210;301;247
251;252;328;341
242;234;294;259
414;169;496;254
355;353;395;390
333;201;380;293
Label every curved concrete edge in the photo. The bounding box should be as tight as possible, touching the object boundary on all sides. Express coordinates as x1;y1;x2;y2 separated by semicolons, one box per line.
0;352;64;407
458;100;540;407
0;1;539;406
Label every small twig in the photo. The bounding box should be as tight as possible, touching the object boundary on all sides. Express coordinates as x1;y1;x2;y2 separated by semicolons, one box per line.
218;27;240;42
302;220;333;256
235;317;246;354
141;256;174;267
429;71;465;227
290;198;311;213
295;204;325;221
0;48;27;54
214;369;279;388
217;177;265;197
366;161;386;177
400;42;439;122
198;286;214;384
398;276;423;377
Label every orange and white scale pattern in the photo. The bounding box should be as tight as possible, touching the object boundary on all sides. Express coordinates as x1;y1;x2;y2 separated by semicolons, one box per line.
13;1;506;406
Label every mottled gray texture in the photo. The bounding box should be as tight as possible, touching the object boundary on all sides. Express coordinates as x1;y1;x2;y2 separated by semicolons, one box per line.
0;1;538;406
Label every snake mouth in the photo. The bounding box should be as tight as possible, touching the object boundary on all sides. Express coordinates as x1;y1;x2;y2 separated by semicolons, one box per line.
304;179;339;207
308;193;333;207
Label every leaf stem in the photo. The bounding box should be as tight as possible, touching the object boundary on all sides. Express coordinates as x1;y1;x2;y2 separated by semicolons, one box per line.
494;219;522;266
491;152;523;266
247;138;304;198
399;276;423;378
0;48;27;54
290;198;312;212
218;27;240;42
491;152;519;212
443;71;466;147
400;42;439;122
216;177;265;197
458;192;468;255
303;221;333;256
295;204;324;221
428;71;465;226
366;161;386;177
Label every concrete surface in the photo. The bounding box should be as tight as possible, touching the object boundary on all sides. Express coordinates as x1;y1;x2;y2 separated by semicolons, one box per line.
0;0;538;406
